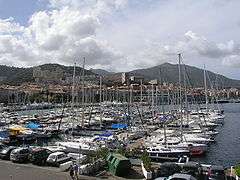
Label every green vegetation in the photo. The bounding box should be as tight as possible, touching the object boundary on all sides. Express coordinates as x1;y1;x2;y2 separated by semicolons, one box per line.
235;164;240;176
140;150;152;171
85;147;110;163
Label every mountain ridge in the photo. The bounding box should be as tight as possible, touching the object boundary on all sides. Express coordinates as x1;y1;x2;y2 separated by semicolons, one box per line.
0;63;239;87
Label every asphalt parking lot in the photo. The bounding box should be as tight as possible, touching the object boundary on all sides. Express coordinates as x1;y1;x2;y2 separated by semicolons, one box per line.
0;160;70;180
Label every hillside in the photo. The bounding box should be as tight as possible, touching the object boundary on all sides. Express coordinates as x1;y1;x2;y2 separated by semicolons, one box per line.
90;68;113;76
0;65;34;85
0;64;94;85
128;63;240;88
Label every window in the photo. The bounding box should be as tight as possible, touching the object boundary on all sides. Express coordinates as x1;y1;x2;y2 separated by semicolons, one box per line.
150;153;156;156
58;154;66;159
50;155;56;160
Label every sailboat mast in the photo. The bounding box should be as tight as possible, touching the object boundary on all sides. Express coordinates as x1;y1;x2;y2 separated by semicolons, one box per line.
151;83;154;119
99;76;103;128
140;79;143;117
71;62;76;135
183;64;189;125
204;64;208;110
71;62;76;109
81;57;86;127
178;53;183;142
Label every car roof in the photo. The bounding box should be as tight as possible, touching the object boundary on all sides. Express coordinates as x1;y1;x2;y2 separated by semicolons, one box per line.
172;173;196;180
3;146;16;150
211;165;224;170
13;147;29;152
32;147;47;151
50;151;65;156
183;161;200;167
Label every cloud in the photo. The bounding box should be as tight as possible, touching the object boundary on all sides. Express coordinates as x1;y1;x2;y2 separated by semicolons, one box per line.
48;0;128;16
223;55;240;68
0;1;127;68
0;17;24;34
119;30;240;71
183;31;240;59
1;0;240;79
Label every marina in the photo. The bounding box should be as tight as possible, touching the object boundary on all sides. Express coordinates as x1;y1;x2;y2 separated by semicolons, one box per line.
0;97;239;179
0;56;238;179
0;0;240;179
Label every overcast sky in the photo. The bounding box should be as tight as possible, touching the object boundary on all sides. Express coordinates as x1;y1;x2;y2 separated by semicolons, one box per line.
0;0;240;79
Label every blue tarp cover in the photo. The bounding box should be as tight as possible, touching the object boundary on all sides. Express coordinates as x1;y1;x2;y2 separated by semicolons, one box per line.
0;130;9;138
111;123;128;129
98;131;113;137
26;122;40;129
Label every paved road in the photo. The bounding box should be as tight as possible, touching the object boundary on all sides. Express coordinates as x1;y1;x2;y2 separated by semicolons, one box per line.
0;160;70;180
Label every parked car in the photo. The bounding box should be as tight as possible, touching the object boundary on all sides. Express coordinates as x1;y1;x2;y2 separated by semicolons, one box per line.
181;161;201;178
0;146;16;160
0;143;6;151
10;147;31;163
208;165;225;180
29;148;52;166
155;173;197;180
156;162;181;177
46;152;71;167
169;173;197;180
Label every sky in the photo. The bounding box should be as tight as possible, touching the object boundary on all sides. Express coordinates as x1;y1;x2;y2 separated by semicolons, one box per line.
0;0;240;79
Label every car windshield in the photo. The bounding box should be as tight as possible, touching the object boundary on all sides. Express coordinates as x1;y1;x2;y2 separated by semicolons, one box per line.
58;154;66;159
211;170;224;175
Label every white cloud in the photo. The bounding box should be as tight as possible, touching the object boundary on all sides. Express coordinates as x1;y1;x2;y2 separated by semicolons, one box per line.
48;0;128;16
0;1;126;68
0;17;24;34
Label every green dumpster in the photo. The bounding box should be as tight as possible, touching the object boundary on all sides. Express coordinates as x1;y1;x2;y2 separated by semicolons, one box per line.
106;153;131;177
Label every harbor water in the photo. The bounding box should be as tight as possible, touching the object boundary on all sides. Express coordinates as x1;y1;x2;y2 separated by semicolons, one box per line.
193;103;240;167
